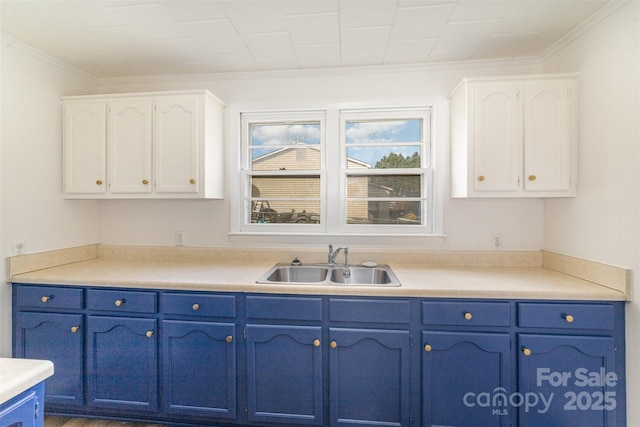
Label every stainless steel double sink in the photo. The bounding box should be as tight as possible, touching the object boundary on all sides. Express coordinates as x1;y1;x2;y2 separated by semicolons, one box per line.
256;263;401;287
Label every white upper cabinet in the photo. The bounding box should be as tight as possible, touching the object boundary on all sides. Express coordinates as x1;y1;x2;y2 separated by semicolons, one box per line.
63;102;107;195
62;90;225;199
450;74;577;198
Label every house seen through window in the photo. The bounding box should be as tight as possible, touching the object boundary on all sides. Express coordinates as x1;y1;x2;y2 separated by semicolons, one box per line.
240;108;432;234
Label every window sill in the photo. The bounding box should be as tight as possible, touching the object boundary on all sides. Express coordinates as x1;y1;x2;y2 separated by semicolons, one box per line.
228;232;446;247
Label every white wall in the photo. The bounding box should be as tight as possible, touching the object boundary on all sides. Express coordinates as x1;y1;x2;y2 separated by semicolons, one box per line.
0;37;101;356
541;2;639;424
96;62;545;250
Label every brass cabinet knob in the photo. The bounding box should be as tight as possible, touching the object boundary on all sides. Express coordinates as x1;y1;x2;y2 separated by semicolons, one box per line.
313;339;320;347
477;175;485;182
523;347;532;356
70;326;79;333
192;303;200;311
115;299;124;307
189;178;196;184
528;175;537;181
41;296;50;303
142;179;149;185
96;180;103;185
330;341;337;349
146;331;153;338
226;336;233;343
564;314;574;323
424;344;432;352
464;312;473;320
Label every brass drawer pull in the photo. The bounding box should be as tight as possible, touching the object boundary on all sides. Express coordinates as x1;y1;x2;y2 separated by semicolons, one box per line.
464;312;472;320
424;344;432;352
564;314;574;323
523;347;532;356
41;296;51;303
192;303;200;311
313;339;320;347
226;336;233;343
146;331;153;338
70;326;80;333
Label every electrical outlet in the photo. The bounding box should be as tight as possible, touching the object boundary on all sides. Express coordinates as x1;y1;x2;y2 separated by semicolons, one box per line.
175;231;185;246
12;241;26;256
491;233;503;249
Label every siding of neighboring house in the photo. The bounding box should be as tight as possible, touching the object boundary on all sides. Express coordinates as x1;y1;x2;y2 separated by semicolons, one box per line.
251;146;371;221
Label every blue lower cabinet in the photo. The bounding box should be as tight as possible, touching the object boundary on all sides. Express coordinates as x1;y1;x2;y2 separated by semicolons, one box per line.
329;328;411;427
162;320;236;419
422;331;512;427
246;324;323;425
518;334;618;427
14;312;84;407
0;382;44;427
86;316;158;412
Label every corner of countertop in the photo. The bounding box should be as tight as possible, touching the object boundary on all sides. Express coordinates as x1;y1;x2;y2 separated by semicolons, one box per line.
542;250;631;300
7;244;99;281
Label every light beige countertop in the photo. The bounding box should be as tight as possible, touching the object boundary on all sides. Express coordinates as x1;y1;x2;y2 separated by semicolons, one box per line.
0;358;54;405
7;245;630;301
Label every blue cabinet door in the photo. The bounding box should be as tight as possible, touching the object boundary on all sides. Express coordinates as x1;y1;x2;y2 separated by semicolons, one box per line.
246;324;323;425
86;316;157;412
518;334;617;427
14;312;84;407
329;328;411;427
162;320;236;419
421;331;512;427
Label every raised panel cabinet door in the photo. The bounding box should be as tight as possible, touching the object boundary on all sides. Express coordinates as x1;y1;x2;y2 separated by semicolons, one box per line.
329;328;411;427
471;83;521;193
523;79;575;192
162;320;237;419
63;102;107;195
518;334;618;427
154;95;200;194
108;99;153;194
14;312;84;407
246;324;323;425
422;331;512;427
86;316;158;412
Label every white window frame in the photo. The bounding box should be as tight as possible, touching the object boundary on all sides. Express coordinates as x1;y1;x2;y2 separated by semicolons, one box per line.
239;110;327;234
229;99;445;244
339;107;433;235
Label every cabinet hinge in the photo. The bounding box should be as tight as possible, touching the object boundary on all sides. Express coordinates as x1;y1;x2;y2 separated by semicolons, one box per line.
409;333;413;347
409;415;413;427
244;404;248;416
35;396;40;419
243;327;247;340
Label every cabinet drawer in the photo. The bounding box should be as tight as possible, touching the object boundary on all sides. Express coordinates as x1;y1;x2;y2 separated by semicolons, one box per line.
518;302;614;330
161;292;236;317
329;298;410;324
422;301;511;327
246;295;322;321
15;285;83;310
86;289;157;313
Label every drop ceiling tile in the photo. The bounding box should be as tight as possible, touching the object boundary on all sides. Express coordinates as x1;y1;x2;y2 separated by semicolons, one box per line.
295;43;341;68
285;12;339;45
207;48;261;73
256;55;301;71
341;52;385;67
491;1;575;36
473;33;541;58
280;0;338;15
434;20;498;50
179;19;245;50
384;38;436;64
448;1;514;22
159;1;227;22
427;48;475;62
341;26;392;56
391;3;456;40
220;0;287;34
339;0;398;28
242;31;297;60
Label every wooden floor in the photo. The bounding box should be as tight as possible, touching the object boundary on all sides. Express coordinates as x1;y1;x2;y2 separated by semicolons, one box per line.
45;416;165;427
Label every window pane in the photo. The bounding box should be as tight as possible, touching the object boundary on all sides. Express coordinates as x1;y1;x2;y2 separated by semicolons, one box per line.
251;176;320;198
347;146;421;169
345;119;421;144
347;200;423;225
251;123;321;146
250;200;321;224
252;147;320;170
347;175;421;198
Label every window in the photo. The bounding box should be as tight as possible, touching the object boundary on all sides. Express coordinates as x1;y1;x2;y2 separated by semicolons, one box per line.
238;106;433;235
240;111;325;230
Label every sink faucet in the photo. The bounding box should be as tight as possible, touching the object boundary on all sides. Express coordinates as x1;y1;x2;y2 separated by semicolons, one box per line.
328;244;350;277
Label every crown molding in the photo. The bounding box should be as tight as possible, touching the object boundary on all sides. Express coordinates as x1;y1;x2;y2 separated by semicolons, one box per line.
541;0;630;62
1;32;97;84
